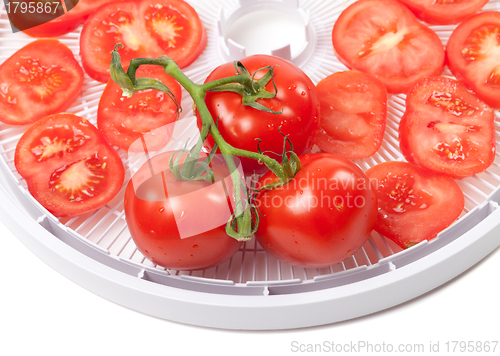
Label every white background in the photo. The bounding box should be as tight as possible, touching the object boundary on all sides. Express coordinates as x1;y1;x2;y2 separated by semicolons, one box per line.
1;218;499;356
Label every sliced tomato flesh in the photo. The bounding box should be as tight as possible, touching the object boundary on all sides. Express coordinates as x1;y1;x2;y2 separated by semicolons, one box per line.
366;161;464;249
15;113;124;217
377;170;434;214
97;65;182;151
447;12;500;109
400;76;495;178
49;153;110;203
332;0;445;93
80;0;207;82
0;39;84;126
314;70;387;159
398;0;489;25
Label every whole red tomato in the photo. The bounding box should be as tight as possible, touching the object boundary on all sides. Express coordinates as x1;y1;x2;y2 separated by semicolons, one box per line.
197;55;320;174
124;152;242;270
255;153;377;268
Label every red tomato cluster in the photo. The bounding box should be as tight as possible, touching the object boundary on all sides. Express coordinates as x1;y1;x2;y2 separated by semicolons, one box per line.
2;0;498;270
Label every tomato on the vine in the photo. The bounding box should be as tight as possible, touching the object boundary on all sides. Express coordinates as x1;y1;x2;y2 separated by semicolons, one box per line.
197;55;320;174
124;152;243;270
15;113;125;217
366;161;464;249
0;39;84;126
97;65;182;151
80;0;207;83
254;153;377;269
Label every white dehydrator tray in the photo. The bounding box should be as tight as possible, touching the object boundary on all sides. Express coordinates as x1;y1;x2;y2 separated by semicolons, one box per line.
1;0;500;330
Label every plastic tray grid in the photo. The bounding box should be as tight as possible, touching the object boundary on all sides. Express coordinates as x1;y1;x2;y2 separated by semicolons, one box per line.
1;0;500;293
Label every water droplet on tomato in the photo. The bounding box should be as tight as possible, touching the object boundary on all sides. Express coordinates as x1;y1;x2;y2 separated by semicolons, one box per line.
288;84;297;90
145;250;149;254
159;207;165;213
301;91;306;96
190;255;193;258
268;124;274;131
300;190;303;195
193;244;198;248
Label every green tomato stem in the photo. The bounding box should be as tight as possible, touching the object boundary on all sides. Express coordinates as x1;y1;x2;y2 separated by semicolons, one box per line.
112;50;299;241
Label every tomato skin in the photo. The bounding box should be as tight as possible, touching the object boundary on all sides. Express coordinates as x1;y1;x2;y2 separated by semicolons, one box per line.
398;0;489;25
399;76;495;178
255;153;377;269
124;152;242;270
366;161;464;249
97;65;182;151
15;113;125;217
332;0;445;94
18;0;117;37
0;39;84;126
197;55;320;174
447;12;500;109
314;70;387;159
80;0;207;83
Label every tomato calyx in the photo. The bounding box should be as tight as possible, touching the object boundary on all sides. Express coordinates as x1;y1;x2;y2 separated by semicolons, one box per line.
110;45;181;114
255;128;301;191
169;142;219;183
207;61;283;115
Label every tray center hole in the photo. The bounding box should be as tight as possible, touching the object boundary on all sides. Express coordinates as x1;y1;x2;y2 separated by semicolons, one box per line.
226;10;306;58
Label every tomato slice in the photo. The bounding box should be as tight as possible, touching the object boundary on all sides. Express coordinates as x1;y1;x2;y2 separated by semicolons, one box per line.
0;39;84;126
447;12;500;109
97;65;181;151
314;70;387;159
399;76;495;178
14;0;117;37
332;0;445;94
398;0;489;25
366;161;464;249
80;0;207;82
15;113;125;217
